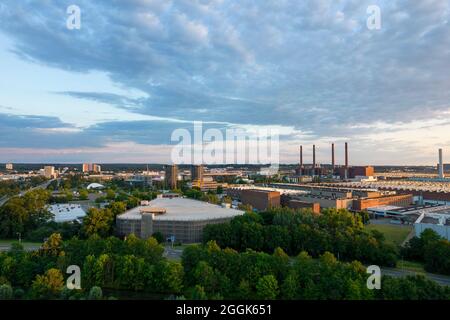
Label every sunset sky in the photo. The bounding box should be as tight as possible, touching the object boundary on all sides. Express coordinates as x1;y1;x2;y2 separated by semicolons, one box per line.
1;0;449;165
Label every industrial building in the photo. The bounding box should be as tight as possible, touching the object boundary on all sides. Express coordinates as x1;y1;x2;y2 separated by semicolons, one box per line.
240;189;281;211
5;163;13;170
116;197;244;243
294;142;375;181
414;206;450;240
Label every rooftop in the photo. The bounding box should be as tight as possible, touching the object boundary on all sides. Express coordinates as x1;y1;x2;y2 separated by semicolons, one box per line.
117;197;245;221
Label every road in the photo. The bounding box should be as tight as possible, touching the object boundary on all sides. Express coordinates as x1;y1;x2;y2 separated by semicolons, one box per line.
381;267;450;286
0;178;56;207
0;243;41;252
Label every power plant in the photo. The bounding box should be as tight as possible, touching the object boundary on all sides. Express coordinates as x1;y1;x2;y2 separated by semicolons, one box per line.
296;142;374;181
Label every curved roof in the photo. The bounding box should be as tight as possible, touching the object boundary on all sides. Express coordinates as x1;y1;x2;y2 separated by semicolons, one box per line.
87;182;105;190
117;197;244;221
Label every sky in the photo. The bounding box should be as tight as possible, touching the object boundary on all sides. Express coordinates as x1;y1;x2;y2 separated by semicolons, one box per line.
0;0;450;165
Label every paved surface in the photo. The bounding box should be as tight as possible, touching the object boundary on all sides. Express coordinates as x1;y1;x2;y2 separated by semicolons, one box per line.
0;243;41;252
0;179;56;207
381;267;450;286
163;246;184;261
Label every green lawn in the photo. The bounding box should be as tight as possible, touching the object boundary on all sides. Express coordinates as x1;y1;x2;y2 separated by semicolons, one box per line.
365;223;412;246
396;260;426;274
0;239;42;246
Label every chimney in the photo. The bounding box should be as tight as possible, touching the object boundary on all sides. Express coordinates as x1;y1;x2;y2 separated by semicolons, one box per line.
300;145;303;168
345;142;348;168
438;148;444;179
313;145;316;168
332;143;335;169
344;142;349;179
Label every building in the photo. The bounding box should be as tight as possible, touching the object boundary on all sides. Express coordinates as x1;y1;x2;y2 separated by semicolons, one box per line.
285;199;321;214
414;205;450;240
240;189;281;211
353;194;413;211
165;165;178;190
116;197;244;243
5;163;13;170
43;166;56;179
191;165;203;181
82;163;102;173
338;166;375;180
48;204;86;223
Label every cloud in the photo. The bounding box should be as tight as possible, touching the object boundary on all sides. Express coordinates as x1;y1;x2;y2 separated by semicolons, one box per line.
1;1;450;163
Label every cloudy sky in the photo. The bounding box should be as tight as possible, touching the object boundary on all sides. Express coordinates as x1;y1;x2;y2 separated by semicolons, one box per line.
0;0;449;165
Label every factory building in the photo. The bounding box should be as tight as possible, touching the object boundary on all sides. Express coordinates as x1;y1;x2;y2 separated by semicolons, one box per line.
240;189;281;211
414;206;450;240
353;194;413;211
116;197;244;243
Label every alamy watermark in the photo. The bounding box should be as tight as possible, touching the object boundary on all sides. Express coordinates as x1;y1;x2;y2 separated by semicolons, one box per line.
66;265;81;290
366;265;381;289
170;121;280;174
66;4;81;30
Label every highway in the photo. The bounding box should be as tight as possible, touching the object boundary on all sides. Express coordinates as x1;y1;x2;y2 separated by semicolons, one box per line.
0;178;56;207
382;267;450;287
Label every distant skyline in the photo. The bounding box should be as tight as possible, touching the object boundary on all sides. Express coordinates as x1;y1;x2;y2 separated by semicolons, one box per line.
1;1;450;165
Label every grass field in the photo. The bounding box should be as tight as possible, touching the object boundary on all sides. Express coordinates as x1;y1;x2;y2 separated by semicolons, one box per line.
396;260;426;274
365;223;413;246
0;239;42;246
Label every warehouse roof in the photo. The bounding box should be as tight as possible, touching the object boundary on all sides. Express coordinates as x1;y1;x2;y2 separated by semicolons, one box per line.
117;197;244;221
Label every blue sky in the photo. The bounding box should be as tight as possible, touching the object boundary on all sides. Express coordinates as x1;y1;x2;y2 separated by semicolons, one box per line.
0;0;450;165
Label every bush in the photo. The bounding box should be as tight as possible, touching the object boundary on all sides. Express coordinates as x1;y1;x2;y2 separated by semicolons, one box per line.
0;284;13;300
88;286;103;300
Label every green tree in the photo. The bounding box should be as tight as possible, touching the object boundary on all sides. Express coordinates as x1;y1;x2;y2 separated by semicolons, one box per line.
82;208;114;238
0;284;13;300
256;275;279;300
88;286;103;300
79;190;89;200
31;268;64;299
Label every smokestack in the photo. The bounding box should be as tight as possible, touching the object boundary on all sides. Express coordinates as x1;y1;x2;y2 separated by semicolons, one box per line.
332;143;335;169
300;145;303;168
439;148;444;179
313;145;316;168
345;142;348;168
344;142;349;180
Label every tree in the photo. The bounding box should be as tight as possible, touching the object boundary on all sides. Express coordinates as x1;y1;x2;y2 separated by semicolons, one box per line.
88;286;103;300
0;284;13;300
82;208;114;238
41;233;63;256
152;232;164;244
109;201;127;216
190;285;208;300
105;189;116;201
31;268;64;299
256;275;279;300
79;190;89;200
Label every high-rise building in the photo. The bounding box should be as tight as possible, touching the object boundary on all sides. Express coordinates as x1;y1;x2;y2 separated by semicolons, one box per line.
82;163;101;173
165;165;178;190
5;163;13;170
43;166;55;179
191;165;204;182
82;163;90;172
